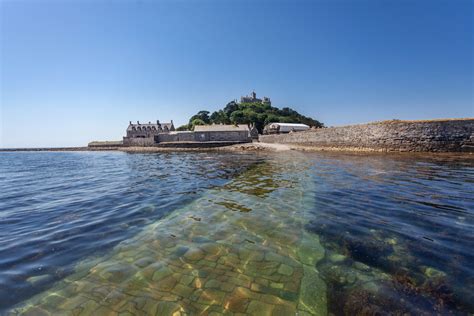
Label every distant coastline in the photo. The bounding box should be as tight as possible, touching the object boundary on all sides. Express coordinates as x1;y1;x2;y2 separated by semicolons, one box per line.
0;147;118;152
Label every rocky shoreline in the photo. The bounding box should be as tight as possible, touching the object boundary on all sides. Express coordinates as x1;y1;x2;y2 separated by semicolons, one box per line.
2;142;474;156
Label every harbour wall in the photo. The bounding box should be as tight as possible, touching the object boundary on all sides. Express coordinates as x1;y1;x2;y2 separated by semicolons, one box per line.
259;119;474;152
122;131;251;146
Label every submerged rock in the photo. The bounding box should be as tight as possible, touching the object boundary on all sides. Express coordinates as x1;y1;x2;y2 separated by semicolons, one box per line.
423;266;446;279
297;232;325;266
183;248;205;261
328;253;346;263
26;274;50;285
278;264;294;276
152;265;173;281
298;265;327;316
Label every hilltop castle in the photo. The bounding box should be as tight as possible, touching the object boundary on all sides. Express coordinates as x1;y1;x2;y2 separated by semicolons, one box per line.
240;91;271;105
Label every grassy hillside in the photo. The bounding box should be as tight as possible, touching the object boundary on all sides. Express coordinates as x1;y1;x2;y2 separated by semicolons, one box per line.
178;101;323;133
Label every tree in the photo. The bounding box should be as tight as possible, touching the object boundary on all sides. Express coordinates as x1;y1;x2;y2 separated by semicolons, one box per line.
265;114;281;125
190;118;206;130
176;125;189;131
230;111;245;124
223;101;239;115
189;110;210;126
210;110;229;124
182;99;323;133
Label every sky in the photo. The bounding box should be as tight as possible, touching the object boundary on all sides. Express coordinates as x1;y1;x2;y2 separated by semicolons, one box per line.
1;0;472;148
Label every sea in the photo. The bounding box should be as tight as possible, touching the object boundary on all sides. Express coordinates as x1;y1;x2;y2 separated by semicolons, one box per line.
0;151;473;315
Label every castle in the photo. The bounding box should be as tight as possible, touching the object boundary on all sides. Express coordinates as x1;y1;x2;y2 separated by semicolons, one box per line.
240;91;271;105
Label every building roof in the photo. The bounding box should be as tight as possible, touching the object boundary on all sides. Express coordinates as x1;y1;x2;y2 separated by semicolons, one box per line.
127;122;173;131
194;124;250;132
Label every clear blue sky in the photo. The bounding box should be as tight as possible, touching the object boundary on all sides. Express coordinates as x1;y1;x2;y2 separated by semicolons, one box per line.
1;0;472;147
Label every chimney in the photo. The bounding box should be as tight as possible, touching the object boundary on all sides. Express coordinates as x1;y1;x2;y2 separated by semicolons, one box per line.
137;121;140;125
129;121;132;125
157;120;160;125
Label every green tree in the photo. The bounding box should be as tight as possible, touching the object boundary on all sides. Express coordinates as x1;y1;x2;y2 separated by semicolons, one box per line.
176;125;189;131
265;114;281;125
223;101;239;115
189;110;210;125
210;110;229;124
182;99;324;134
230;111;245;124
190;118;206;130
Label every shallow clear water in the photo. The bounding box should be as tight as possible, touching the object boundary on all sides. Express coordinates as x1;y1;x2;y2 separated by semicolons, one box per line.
0;151;262;312
1;151;473;315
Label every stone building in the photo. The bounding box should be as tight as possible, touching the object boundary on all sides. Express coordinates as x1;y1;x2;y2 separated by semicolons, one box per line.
123;122;251;146
193;124;251;142
154;125;251;143
240;91;271;105
123;120;175;146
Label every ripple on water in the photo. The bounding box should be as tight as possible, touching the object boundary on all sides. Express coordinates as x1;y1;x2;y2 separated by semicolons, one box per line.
2;151;474;315
0;151;262;312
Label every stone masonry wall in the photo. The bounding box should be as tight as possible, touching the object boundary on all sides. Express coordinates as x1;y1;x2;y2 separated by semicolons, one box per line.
157;132;195;143
259;119;474;152
122;137;155;147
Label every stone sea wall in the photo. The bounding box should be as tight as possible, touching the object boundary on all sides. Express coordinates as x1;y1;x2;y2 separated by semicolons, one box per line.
259;119;474;152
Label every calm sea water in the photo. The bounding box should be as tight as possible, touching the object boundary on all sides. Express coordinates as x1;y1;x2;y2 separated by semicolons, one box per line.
0;151;262;312
1;151;473;315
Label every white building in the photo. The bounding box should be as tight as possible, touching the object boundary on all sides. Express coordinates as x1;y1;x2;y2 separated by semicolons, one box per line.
264;123;310;134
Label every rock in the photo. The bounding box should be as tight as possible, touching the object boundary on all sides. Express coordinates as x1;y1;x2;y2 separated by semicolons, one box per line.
298;266;327;316
201;243;222;255
42;294;66;308
247;300;274;316
227;276;251;288
78;300;101;315
156;275;178;291
386;238;397;245
21;306;50;316
26;274;50;285
424;266;446;279
239;248;264;261
297;233;325;266
99;263;136;283
328;253;346;263
272;300;297;315
155;301;182;315
353;261;370;271
172;284;194;297
92;306;117;315
134;257;154;268
197;289;226;306
250;283;264;292
346;272;356;284
183;248;205;261
224;287;253;312
152;266;173;281
180;274;194;286
204;279;222;289
278;264;294;276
